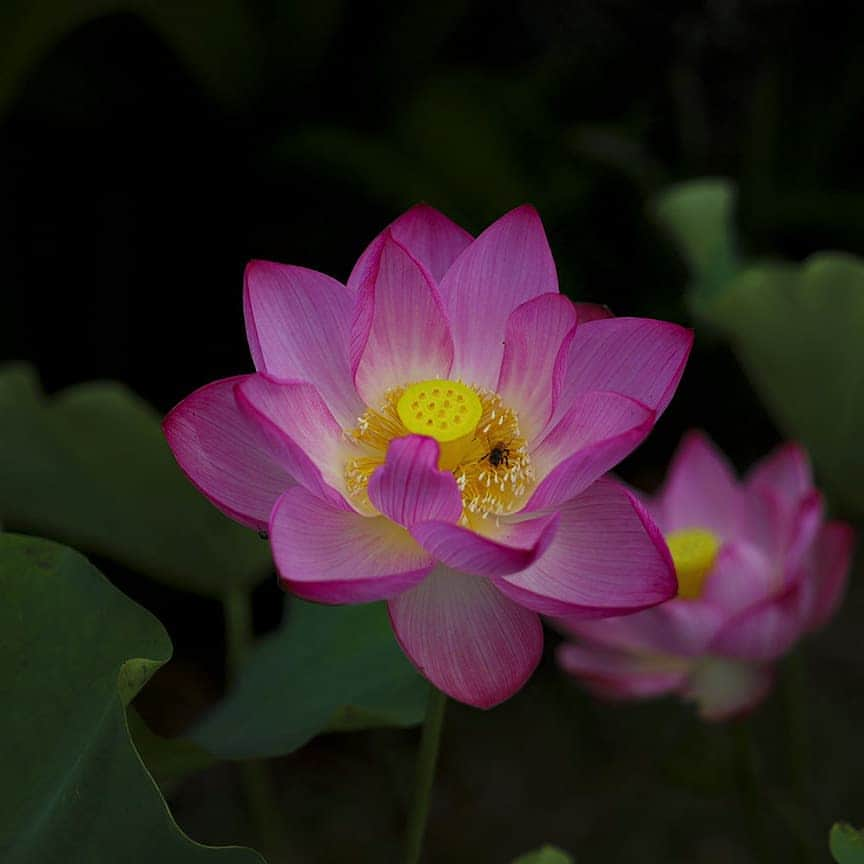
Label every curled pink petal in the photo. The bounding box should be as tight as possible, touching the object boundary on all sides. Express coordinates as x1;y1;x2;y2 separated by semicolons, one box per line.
410;512;559;577
709;581;803;662
368;436;463;526
348;204;472;287
499;478;676;616
657;430;744;539
163;376;293;530
557;643;688;699
236;374;350;508
524;391;655;511
243;261;363;427
497;293;579;439
700;541;776;614
388;565;543;707
441;205;558;389
554;317;693;422
269;487;432;603
351;233;454;407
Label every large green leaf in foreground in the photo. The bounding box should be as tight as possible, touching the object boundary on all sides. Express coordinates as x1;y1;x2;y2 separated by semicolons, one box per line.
832;824;864;863
0;533;264;864
656;181;864;517
194;600;429;759
0;365;270;595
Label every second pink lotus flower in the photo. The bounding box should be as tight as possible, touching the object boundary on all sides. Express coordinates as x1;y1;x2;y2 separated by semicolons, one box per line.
165;204;693;707
558;432;854;719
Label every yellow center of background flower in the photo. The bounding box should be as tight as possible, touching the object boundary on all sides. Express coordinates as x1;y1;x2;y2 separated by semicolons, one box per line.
666;528;721;600
345;379;533;524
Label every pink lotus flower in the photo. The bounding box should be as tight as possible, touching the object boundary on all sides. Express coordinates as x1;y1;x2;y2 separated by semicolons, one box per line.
558;432;854;719
164;204;693;707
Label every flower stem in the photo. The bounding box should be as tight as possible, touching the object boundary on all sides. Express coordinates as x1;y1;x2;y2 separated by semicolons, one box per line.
221;589;288;858
403;687;447;864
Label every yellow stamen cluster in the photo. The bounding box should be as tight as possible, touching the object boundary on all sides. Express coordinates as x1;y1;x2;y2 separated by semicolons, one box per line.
344;379;533;524
666;528;721;600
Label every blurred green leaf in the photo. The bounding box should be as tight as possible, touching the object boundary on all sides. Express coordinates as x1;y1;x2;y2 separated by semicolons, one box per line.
654;178;740;308
707;254;864;517
0;364;271;595
0;532;264;863
831;823;864;863
193;600;429;759
0;0;263;116
655;179;864;517
512;846;573;864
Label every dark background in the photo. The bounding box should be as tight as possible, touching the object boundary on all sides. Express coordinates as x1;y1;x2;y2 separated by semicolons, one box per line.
2;1;863;861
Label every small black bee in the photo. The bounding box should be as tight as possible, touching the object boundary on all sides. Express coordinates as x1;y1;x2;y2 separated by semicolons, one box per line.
486;442;510;468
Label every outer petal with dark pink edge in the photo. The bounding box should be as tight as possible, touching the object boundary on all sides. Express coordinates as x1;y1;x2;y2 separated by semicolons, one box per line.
441;205;558;389
388;565;543;707
658;430;744;539
524;391;655;511
498;478;676;616
800;522;854;631
236;375;350;508
163;376;293;530
351;233;453;407
553;318;693;423
410;512;559;577
368;436;463;526
557;643;688;699
497;294;579;440
269;487;432;603
684;658;773;722
348;204;472;287
709;582;802;662
243;261;363;427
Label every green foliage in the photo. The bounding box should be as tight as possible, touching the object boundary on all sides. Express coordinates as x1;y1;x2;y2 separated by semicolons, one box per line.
654;178;740;308
655;180;864;517
0;532;264;863
831;824;864;863
0;0;264;115
193;600;429;759
0;364;270;596
512;846;574;864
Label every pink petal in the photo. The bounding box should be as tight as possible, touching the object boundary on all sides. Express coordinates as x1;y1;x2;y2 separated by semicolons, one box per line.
350;233;454;407
700;541;777;614
387;565;542;707
557;643;688;699
243;261;363;427
498;478;676;616
800;521;854;631
348;204;472;287
553;317;693;424
440;205;558;389
496;294;579;439
562;598;724;658
368;436;463;526
163;376;293;530
269;487;432;603
709;581;803;662
746;442;813;502
684;657;774;722
658;430;744;539
524;391;655;511
410;512;559;577
236;374;350;508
